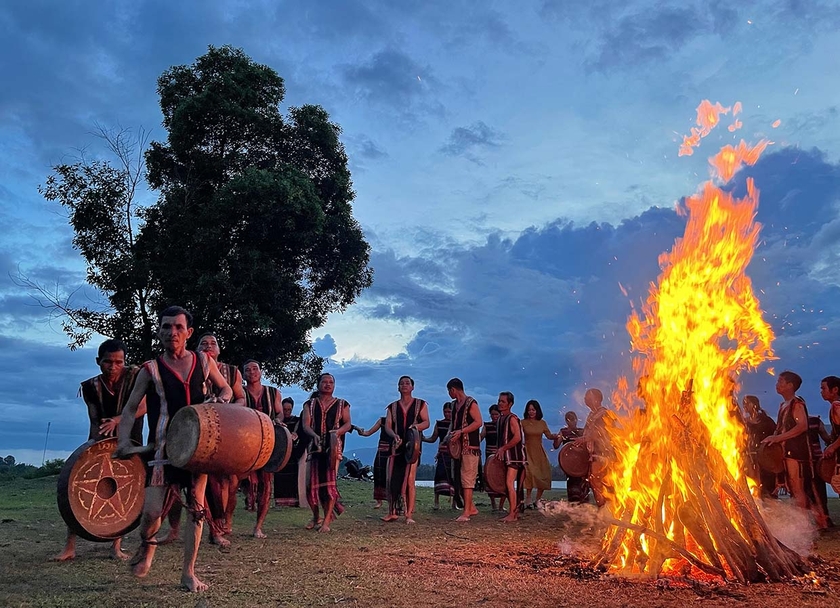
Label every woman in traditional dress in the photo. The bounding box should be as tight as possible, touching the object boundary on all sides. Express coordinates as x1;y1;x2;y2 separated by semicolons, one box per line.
553;411;589;503
422;402;462;509
521;399;557;509
353;417;389;508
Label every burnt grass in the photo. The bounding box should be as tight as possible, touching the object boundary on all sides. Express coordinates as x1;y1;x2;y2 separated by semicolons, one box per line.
1;476;839;607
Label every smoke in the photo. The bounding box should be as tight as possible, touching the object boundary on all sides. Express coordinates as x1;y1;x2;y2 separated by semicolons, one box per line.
757;498;817;557
540;500;608;556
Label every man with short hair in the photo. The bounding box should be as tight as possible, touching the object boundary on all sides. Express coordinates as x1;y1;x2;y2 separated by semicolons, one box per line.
446;378;482;522
243;359;282;537
53;339;146;562
581;388;614;508
382;375;430;524
741;395;779;497
761;370;827;527
820;376;840;460
115;305;233;593
493;391;525;522
274;397;306;508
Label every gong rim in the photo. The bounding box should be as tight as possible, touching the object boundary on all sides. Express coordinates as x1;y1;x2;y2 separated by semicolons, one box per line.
484;455;506;494
817;455;838;484
404;427;421;464
448;434;462;460
558;442;590;478
56;438;146;542
756;442;785;474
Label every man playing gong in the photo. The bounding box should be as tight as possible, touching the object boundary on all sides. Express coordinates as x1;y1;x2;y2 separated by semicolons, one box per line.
301;373;352;532
382;375;430;524
493;391;525;522
242;359;282;538
115;305;233;593
446;377;483;522
54;339;146;562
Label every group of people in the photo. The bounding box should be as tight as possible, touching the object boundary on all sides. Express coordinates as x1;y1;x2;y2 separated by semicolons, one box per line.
743;370;840;531
55;303;840;593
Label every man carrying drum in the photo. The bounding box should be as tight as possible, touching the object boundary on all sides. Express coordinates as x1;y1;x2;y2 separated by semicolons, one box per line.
382;375;430;524
446;378;482;522
492;391;525;523
165;332;245;549
115;305;233;593
53;339;146;562
243;359;282;538
301;373;352;533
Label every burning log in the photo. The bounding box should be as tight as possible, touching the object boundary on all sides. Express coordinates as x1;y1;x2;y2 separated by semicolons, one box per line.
596;102;808;582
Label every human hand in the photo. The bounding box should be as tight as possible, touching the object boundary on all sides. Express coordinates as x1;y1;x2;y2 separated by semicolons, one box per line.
99;417;120;437
761;436;779;446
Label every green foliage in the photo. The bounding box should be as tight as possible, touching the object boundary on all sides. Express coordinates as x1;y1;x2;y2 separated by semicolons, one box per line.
37;45;372;387
0;458;64;481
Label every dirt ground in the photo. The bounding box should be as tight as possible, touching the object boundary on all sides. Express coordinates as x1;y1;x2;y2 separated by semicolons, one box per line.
1;476;839;607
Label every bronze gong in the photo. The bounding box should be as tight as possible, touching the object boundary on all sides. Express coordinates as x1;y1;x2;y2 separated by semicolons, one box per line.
404;427;421;465
57;438;146;542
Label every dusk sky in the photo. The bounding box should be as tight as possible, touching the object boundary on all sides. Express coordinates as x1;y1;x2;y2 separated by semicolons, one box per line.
1;1;839;466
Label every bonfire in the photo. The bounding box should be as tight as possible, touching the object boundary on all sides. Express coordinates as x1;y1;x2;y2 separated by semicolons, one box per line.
596;101;805;582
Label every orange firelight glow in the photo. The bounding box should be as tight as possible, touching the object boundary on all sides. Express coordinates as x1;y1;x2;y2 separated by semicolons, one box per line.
603;100;776;579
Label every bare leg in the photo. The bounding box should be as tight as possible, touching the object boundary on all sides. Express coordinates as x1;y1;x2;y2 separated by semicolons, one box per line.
160;497;181;544
319;497;337;533
297;455;308;508
535;488;545;505
501;468;520;522
131;486;166;577
224;474;238;533
405;463;418;524
524;488;533;507
253;472;271;538
305;500;321;529
110;537;130;560
53;529;77;561
456;488;475;522
180;473;208;592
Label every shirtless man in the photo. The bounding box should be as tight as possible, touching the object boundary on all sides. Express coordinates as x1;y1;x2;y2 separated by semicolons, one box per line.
820;376;840;460
446;378;483;522
242;359;282;537
493;391;525;522
382;376;430;524
54;339;146;562
114;306;233;592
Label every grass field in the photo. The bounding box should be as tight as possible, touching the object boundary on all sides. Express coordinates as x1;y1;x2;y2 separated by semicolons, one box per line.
1;475;839;607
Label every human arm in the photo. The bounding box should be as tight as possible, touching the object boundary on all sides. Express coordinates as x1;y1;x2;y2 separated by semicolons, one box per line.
83;384;102;441
336;401;352;437
762;401;807;445
113;369;153;457
421;422;439;444
451;400;482;439
354;418;382;437
229;369;246;406
99;397;147;437
301;403;321;450
541;420;558;441
823;404;840;457
414;401;431;433
384;407;400;445
496;416;522;457
205;357;233;403
818;419;831;445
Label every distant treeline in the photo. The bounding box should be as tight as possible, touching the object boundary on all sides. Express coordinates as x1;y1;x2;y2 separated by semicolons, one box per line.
0;456;65;481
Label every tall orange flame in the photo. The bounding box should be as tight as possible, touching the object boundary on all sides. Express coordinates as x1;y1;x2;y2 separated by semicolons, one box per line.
602;100;777;578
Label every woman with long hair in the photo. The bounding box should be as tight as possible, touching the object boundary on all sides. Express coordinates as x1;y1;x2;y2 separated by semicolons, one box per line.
521;399;557;509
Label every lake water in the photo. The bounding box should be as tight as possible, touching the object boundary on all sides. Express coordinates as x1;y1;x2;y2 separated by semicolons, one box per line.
416;480;568;490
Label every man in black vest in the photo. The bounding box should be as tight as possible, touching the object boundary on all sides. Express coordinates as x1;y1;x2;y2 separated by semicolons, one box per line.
115;306;232;593
446;377;482;522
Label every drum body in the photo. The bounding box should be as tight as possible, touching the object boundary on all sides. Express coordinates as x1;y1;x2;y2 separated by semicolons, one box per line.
166;403;274;475
484;456;507;495
262;425;293;473
448;435;463;460
558;442;590;478
404;427;421;464
756;442;785;475
57;438;146;542
817;455;838;484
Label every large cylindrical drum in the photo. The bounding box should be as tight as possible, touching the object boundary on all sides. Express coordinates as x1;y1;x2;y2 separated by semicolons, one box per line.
57;438;146;542
166;403;275;475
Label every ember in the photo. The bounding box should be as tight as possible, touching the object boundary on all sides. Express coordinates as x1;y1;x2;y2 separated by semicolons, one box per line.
597;101;806;582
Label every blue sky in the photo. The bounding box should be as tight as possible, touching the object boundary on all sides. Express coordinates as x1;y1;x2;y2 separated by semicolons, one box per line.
1;1;839;465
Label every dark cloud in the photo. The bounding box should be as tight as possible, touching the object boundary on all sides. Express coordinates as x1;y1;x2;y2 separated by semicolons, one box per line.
439;121;505;162
785;107;839;137
339;48;443;118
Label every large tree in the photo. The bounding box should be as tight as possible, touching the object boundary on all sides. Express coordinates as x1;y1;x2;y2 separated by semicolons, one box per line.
35;46;373;387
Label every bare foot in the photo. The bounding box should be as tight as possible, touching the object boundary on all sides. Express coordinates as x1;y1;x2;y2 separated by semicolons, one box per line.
501;514;518;523
131;556;152;578
318;523;331;533
304;519;321;530
181;573;208;592
405;517;416;525
51;550;75;562
253;528;266;539
210;534;231;548
111;548;131;561
373;502;382;509
381;514;399;522
455;514;471;522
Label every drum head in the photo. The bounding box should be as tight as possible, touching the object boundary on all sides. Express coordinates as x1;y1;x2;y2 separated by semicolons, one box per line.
817;455;837;484
448;434;462;460
559;442;590;478
485;455;506;495
404;427;421;464
262;425;293;473
165;405;201;470
756;442;785;474
57;438;146;542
